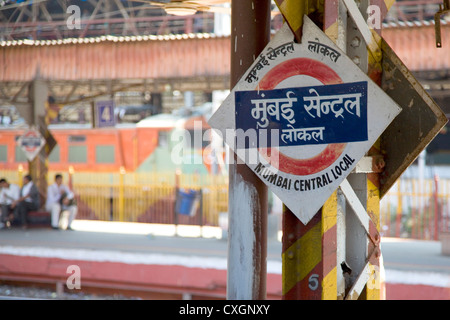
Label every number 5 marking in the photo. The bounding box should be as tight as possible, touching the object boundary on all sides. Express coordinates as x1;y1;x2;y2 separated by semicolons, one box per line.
308;274;319;291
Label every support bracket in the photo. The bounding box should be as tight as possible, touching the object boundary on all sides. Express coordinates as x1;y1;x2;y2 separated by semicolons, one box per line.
435;0;450;48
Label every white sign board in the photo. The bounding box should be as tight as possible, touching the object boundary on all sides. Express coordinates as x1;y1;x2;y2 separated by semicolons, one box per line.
17;127;46;162
208;16;402;225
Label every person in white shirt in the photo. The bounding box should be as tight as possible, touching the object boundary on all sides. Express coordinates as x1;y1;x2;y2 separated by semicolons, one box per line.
46;173;77;230
0;178;20;229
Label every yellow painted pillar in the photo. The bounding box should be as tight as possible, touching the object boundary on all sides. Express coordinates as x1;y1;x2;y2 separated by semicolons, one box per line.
118;166;125;222
18;164;24;187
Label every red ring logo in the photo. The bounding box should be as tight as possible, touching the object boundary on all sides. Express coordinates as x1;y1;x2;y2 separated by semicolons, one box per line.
21;132;42;153
257;58;346;176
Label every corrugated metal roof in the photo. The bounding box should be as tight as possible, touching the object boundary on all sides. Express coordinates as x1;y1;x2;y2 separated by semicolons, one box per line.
382;21;450;71
0;22;448;83
0;33;223;46
0;33;230;82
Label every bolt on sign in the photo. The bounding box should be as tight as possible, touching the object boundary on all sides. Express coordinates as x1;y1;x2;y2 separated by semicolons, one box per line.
208;16;402;225
17;127;46;162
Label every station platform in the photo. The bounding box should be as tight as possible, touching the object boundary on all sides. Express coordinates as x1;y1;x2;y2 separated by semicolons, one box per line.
0;220;449;299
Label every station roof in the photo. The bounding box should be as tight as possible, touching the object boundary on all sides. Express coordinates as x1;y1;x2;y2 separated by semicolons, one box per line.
382;20;450;72
0;33;230;82
0;21;448;83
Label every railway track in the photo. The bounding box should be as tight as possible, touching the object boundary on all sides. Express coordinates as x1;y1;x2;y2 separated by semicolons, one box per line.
0;271;227;300
0;295;45;300
0;281;141;300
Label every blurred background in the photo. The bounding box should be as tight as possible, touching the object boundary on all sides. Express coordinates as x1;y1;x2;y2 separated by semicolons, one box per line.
0;0;449;300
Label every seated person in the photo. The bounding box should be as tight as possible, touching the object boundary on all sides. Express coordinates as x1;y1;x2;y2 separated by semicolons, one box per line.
12;174;40;229
46;174;78;230
0;178;20;228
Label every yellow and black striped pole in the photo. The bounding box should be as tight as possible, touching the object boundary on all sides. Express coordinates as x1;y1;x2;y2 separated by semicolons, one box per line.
276;0;396;300
276;0;341;300
282;192;339;299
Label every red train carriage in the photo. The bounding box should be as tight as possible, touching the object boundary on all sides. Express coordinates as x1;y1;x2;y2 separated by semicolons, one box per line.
0;111;217;175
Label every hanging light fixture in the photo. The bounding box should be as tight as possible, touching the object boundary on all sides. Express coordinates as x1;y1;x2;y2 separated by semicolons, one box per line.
164;3;198;16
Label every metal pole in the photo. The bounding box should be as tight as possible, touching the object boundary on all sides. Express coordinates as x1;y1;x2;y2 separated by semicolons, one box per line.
345;0;389;300
29;78;49;208
419;150;425;238
396;179;402;237
227;0;271;300
411;179;416;238
434;175;440;240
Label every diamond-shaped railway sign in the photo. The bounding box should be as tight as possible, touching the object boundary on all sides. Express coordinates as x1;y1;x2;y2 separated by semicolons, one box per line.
17;127;46;162
208;16;402;225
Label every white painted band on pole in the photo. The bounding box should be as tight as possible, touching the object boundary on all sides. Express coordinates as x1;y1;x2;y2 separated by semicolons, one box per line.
345;261;370;300
342;0;375;47
340;178;370;233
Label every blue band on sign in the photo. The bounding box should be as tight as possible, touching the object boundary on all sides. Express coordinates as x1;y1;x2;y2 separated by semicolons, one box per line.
21;137;42;147
235;81;368;149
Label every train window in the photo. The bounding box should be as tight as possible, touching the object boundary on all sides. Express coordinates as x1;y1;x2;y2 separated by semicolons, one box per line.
68;146;87;163
0;145;6;162
49;145;60;163
68;135;86;143
96;145;115;164
14;146;27;163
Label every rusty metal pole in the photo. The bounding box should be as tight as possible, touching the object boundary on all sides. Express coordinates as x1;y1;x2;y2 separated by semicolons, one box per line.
227;0;271;300
28;78;49;208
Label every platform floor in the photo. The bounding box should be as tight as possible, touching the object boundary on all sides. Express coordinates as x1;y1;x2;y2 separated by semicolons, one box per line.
0;220;449;299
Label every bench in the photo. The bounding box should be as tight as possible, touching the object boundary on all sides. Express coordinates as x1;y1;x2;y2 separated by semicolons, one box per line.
27;210;72;229
27;211;51;228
